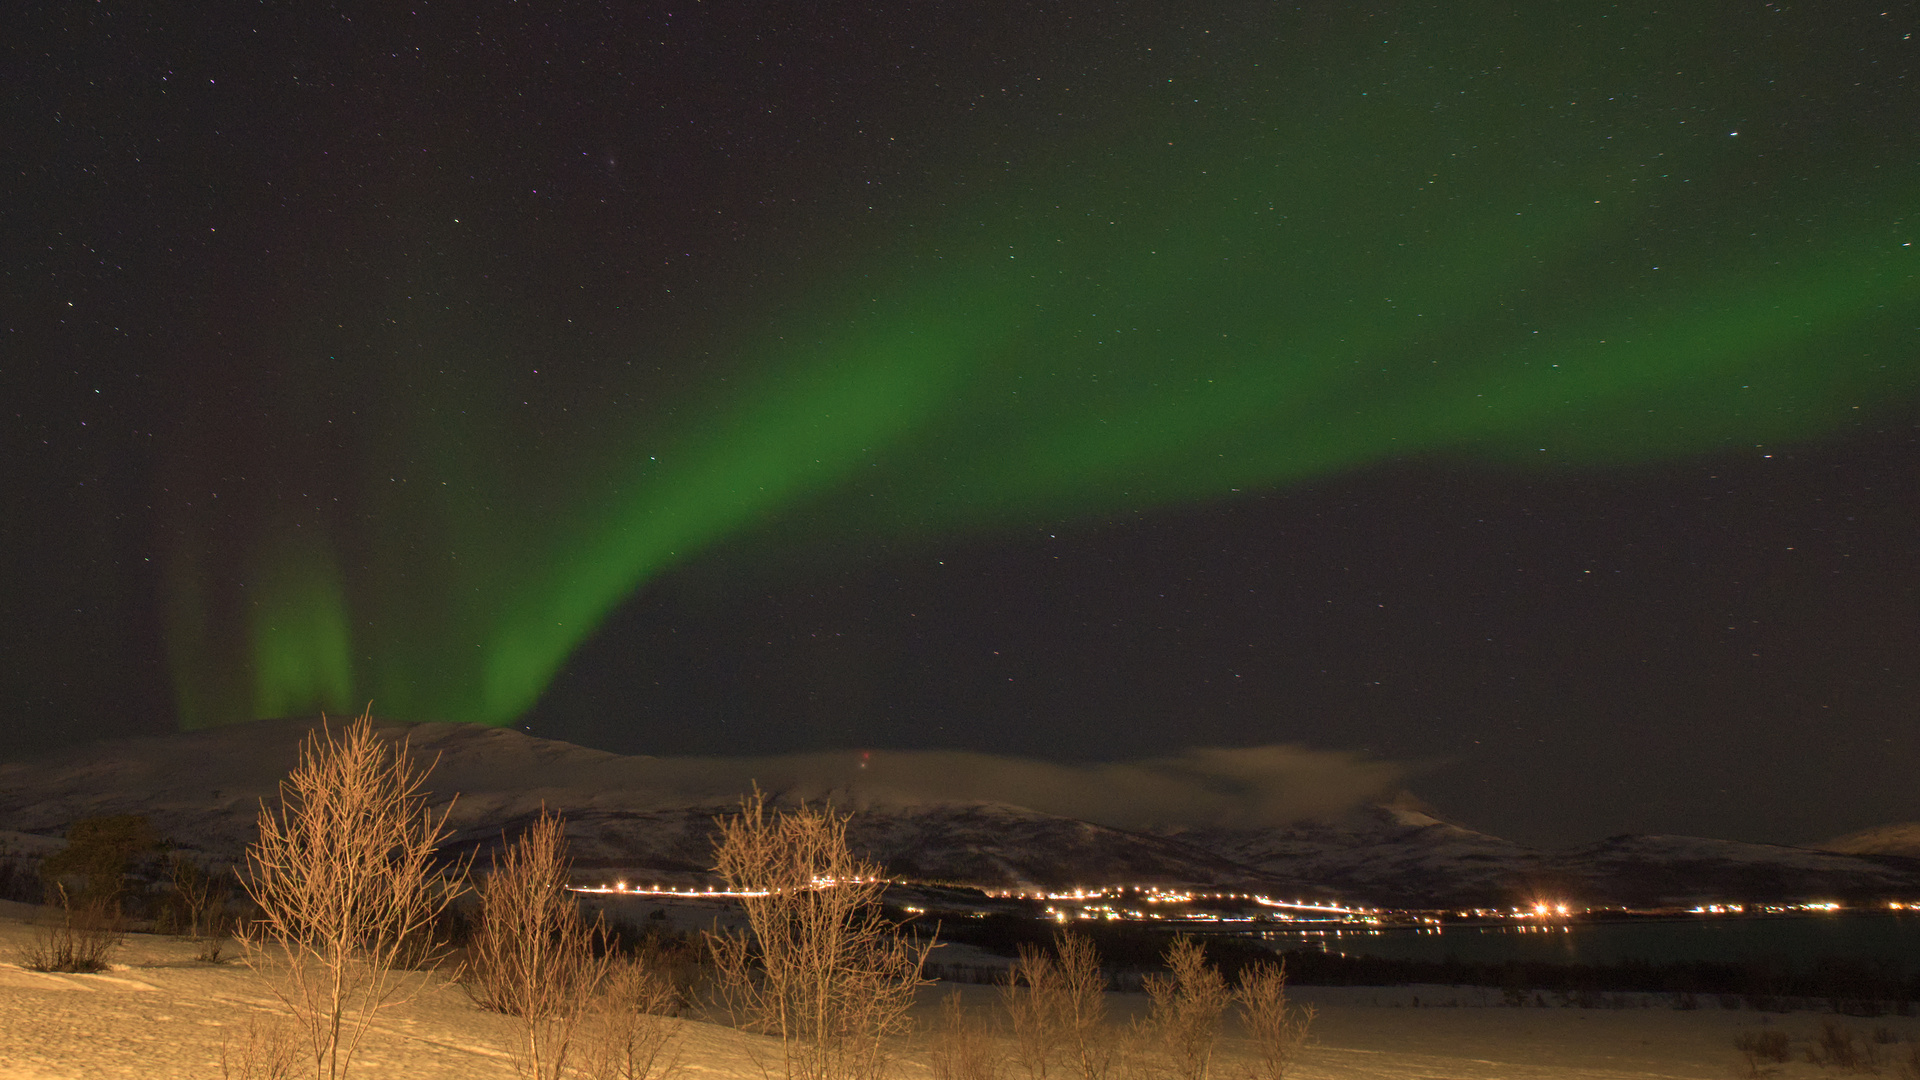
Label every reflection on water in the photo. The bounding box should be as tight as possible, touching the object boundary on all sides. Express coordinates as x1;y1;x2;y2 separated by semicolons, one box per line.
1258;913;1920;969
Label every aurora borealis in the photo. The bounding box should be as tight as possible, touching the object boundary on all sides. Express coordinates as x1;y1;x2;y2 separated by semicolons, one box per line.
6;1;1916;843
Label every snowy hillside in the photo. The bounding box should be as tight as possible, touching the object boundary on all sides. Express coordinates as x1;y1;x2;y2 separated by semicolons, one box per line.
1165;803;1556;907
1553;834;1920;906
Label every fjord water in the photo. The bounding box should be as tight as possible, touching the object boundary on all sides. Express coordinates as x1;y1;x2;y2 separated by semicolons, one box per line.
1268;912;1920;970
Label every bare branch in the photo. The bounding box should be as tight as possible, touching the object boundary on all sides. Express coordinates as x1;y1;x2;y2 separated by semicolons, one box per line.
238;707;466;1080
706;787;932;1080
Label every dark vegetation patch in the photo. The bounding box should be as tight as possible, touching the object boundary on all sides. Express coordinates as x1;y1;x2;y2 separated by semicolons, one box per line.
923;910;1920;1014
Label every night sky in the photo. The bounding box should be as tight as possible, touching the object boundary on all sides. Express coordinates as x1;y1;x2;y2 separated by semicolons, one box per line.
5;1;1915;847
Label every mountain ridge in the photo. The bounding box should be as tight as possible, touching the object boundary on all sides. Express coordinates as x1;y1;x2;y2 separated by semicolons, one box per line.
3;720;1916;909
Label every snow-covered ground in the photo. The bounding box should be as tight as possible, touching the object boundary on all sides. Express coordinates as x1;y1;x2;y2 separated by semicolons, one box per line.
0;899;763;1080
4;901;1913;1079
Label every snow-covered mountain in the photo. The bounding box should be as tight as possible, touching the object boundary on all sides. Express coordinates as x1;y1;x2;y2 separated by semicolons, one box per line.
440;801;1260;892
1162;808;1920;908
1162;803;1558;908
0;720;1254;891
1551;833;1920;907
4;720;1918;909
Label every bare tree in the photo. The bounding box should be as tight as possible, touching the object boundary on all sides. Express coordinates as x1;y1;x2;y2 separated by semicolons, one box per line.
1001;944;1066;1080
239;708;464;1080
706;788;932;1080
1053;934;1111;1080
465;808;614;1080
576;955;685;1080
220;1014;300;1080
1000;934;1110;1080
1232;962;1313;1080
929;989;1005;1080
170;852;233;941
1137;937;1231;1080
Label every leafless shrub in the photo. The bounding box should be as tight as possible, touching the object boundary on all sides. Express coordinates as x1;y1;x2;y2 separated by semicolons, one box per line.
464;808;614;1080
1136;936;1231;1080
168;852;236;962
1002;944;1067;1080
239;707;465;1080
169;852;233;939
706;788;932;1080
1806;1020;1883;1073
0;841;38;904
220;1014;301;1080
929;990;1005;1080
625;929;707;1014
1894;1037;1920;1080
18;884;123;973
1733;1026;1791;1077
1233;961;1313;1080
1056;934;1112;1080
40;814;159;909
575;955;685;1080
999;934;1110;1080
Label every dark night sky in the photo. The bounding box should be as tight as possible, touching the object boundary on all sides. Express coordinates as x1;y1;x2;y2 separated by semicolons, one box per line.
3;1;1915;847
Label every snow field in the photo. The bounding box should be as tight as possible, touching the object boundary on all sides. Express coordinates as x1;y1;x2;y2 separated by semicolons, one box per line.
8;906;1916;1079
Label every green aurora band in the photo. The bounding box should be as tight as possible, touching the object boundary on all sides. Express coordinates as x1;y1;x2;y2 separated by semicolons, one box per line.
162;13;1919;729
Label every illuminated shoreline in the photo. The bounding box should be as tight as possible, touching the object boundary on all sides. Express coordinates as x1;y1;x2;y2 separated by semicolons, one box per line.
567;877;1908;930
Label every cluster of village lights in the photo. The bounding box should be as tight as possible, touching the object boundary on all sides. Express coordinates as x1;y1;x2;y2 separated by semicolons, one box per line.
570;879;1895;924
570;875;881;900
986;886;1369;916
1688;901;1845;915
